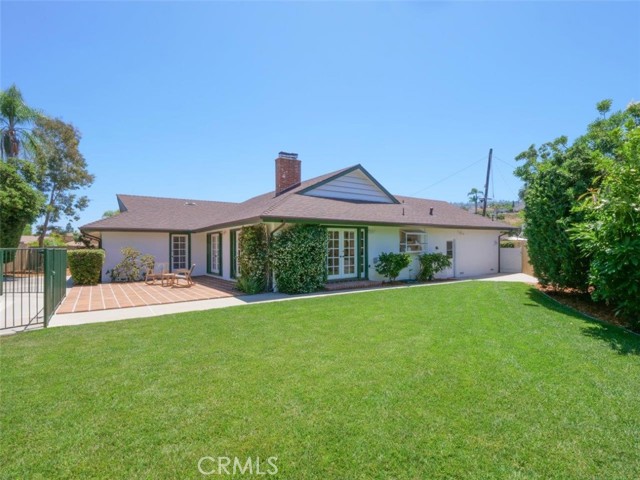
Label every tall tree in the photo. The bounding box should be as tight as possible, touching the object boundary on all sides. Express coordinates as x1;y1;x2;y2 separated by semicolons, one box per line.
467;188;483;214
515;99;639;292
33;117;94;247
0;85;41;160
0;86;45;248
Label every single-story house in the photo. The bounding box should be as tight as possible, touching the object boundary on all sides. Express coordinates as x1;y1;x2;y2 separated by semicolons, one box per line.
81;152;512;285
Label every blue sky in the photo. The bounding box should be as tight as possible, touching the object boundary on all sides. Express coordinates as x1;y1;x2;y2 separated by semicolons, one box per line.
2;1;639;229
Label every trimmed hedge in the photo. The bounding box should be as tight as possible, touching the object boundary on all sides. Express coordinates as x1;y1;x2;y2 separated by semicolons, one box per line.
270;224;328;294
68;249;105;285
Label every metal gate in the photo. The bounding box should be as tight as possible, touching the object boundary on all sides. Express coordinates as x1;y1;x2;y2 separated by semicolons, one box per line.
1;248;68;330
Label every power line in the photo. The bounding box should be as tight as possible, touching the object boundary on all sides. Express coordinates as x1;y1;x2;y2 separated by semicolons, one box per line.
411;156;486;196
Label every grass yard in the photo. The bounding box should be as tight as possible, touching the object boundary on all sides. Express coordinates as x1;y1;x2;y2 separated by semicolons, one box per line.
1;282;640;479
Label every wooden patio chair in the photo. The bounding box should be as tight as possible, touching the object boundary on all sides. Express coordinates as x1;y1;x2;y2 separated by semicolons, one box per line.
173;264;195;287
145;262;167;285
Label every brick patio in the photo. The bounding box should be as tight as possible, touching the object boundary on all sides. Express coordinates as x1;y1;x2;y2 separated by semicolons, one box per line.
56;276;240;314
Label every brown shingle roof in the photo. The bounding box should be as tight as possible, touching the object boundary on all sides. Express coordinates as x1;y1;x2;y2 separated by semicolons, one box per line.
81;165;512;233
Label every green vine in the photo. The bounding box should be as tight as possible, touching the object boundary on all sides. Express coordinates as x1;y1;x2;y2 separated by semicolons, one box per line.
270;224;328;294
238;225;269;293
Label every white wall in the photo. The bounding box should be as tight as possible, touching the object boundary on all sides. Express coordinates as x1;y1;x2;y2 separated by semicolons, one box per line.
367;226;500;281
101;232;169;283
191;232;207;277
101;231;210;282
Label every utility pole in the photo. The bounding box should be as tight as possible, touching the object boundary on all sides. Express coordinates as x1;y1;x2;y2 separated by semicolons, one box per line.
482;148;492;217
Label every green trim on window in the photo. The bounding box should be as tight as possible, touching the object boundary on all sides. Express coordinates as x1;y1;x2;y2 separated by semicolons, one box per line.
207;232;222;276
230;229;240;279
218;233;223;276
206;234;211;274
324;225;368;281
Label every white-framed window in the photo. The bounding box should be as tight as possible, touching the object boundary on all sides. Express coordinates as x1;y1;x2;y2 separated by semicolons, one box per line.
400;230;427;253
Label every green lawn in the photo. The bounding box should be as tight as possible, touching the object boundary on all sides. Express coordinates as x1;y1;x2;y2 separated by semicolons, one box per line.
2;282;639;479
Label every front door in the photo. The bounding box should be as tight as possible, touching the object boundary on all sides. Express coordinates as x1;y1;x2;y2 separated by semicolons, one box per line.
327;228;357;280
171;234;189;271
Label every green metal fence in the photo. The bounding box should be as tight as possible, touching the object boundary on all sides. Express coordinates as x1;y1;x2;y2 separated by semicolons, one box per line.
44;249;68;327
1;248;68;330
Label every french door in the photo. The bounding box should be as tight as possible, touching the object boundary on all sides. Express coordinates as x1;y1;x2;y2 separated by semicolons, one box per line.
171;234;189;271
327;228;357;280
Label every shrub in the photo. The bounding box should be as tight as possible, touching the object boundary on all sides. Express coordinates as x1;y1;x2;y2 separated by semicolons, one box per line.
238;225;268;293
500;241;516;248
270;224;328;294
108;247;154;282
68;249;105;285
374;252;411;282
417;253;452;281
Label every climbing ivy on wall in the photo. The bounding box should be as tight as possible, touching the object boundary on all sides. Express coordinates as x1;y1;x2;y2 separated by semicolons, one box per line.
270;224;328;294
238;224;269;293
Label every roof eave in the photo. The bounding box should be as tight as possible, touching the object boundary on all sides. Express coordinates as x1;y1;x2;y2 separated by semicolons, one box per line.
260;215;513;230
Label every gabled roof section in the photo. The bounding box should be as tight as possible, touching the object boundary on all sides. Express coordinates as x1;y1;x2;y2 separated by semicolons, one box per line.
298;164;399;204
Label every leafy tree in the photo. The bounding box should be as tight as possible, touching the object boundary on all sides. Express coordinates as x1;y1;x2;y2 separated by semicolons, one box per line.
0;85;45;248
513;100;637;291
467;188;483;214
0;84;42;160
571;106;640;322
33;117;94;247
0;159;45;249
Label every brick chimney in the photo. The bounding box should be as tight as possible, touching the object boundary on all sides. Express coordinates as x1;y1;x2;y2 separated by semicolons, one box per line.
275;152;301;196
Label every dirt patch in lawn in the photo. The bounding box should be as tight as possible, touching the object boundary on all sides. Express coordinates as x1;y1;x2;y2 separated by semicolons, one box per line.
537;284;639;333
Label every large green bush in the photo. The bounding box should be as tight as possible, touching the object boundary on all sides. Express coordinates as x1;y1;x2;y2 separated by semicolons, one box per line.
417;253;452;281
571;126;640;323
270;224;328;294
238;225;268;293
68;249;105;285
516;100;640;323
374;252;411;282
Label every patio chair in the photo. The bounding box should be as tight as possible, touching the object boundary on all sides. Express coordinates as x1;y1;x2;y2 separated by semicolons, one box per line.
145;262;167;285
173;264;195;287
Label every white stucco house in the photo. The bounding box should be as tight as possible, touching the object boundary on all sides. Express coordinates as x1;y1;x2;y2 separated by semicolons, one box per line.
81;152;512;284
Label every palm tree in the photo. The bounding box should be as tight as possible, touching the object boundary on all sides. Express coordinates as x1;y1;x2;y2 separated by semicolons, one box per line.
0;85;42;160
468;188;483;214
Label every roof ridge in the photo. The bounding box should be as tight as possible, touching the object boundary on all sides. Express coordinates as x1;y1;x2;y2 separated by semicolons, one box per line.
117;193;238;205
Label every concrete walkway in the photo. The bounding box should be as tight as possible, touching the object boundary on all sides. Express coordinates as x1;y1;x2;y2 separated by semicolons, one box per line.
46;273;537;329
